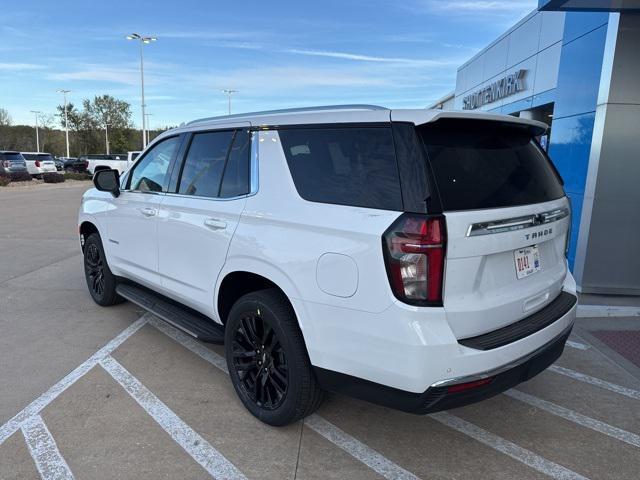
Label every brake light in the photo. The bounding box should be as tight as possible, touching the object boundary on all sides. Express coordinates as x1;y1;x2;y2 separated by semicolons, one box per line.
2;160;9;168
35;160;41;168
382;214;446;306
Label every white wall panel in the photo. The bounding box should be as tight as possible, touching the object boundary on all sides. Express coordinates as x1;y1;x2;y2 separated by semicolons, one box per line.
482;37;509;81
539;12;566;50
533;42;562;94
507;13;543;68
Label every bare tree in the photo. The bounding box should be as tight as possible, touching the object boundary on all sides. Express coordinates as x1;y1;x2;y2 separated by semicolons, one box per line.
0;108;11;127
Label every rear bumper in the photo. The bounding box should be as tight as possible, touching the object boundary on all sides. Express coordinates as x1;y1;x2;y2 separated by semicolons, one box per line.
314;322;573;414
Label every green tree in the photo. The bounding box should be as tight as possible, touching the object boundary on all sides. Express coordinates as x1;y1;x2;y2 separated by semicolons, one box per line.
83;95;133;153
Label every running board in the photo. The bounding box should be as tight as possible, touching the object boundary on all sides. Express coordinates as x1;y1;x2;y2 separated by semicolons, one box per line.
116;283;225;344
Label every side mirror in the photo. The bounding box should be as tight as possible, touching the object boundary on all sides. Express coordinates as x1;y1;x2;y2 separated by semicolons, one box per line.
93;169;120;197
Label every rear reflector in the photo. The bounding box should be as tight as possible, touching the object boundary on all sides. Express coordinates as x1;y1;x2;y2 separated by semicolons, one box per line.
382;214;446;306
446;377;493;394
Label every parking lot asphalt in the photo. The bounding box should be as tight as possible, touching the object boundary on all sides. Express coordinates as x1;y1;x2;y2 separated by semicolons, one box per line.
1;182;640;480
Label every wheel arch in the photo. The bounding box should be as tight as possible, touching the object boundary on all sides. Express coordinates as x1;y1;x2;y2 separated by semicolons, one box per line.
79;220;99;252
216;267;316;366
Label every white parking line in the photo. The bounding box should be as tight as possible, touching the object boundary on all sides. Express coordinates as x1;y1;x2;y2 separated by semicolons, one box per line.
577;305;640;318
305;414;420;480
430;412;588;480
566;340;590;350
148;317;420;479
506;389;640;448
21;415;74;480
149;316;229;373
100;355;246;480
0;315;149;446
548;365;640;401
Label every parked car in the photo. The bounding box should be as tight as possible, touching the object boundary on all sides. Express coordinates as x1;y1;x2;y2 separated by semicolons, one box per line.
21;152;57;177
81;154;129;176
128;151;141;164
53;157;64;171
0;151;29;175
60;157;88;173
79;105;577;426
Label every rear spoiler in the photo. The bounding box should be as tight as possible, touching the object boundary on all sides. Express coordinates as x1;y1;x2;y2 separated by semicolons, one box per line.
391;109;548;137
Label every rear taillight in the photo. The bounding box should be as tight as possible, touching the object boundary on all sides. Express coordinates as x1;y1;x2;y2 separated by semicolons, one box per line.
35;160;41;168
2;160;9;168
382;214;446;306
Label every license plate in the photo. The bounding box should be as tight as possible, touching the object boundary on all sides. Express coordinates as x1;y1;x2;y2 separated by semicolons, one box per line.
514;245;541;279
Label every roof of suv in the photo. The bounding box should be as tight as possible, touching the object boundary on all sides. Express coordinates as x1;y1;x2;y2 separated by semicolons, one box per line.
165;105;547;140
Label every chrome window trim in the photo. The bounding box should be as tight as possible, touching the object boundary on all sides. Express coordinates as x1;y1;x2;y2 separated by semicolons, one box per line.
162;192;248;202
466;207;570;237
249;130;259;196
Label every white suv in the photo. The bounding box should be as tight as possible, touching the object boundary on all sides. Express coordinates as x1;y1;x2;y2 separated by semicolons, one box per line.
79;105;577;426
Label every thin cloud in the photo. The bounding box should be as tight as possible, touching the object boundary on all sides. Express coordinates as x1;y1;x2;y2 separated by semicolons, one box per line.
403;0;537;20
159;31;263;40
284;48;458;67
47;66;139;85
0;63;46;71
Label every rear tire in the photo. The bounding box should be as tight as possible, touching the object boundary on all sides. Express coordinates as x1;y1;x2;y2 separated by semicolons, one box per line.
83;233;123;306
225;288;324;426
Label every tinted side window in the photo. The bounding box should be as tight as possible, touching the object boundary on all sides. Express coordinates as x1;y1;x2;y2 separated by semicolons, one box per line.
279;127;402;211
178;131;234;198
220;130;251;198
129;136;180;192
419;121;565;211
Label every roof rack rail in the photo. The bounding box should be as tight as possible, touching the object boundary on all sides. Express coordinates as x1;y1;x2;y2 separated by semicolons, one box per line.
186;104;387;126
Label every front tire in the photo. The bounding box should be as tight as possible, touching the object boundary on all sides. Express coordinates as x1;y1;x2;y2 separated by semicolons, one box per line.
83;233;123;306
225;288;323;426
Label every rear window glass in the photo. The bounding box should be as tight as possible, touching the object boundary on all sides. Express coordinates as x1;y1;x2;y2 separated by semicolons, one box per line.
279;127;402;211
419;121;564;211
38;154;54;161
0;152;23;161
178;131;234;198
22;154;38;160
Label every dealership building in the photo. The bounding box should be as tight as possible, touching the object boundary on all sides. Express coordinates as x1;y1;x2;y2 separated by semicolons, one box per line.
432;1;640;296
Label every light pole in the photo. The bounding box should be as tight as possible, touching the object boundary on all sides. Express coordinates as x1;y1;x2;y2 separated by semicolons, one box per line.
126;33;156;149
57;89;71;157
105;123;111;155
222;89;238;115
30;110;42;152
144;113;153;143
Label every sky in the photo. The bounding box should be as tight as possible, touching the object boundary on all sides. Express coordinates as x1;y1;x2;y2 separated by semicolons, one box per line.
0;0;538;129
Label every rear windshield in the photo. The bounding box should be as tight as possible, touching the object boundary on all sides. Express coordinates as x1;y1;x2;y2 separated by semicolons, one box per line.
279;127;403;211
22;154;38;160
0;152;24;161
419;121;564;211
38;154;54;161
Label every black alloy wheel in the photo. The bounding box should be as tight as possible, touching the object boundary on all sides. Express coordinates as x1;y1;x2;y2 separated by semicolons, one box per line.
85;242;105;297
225;288;324;426
231;311;288;410
83;232;123;306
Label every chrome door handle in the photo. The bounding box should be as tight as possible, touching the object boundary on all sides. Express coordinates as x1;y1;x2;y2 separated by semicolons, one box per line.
204;218;227;230
140;207;157;217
